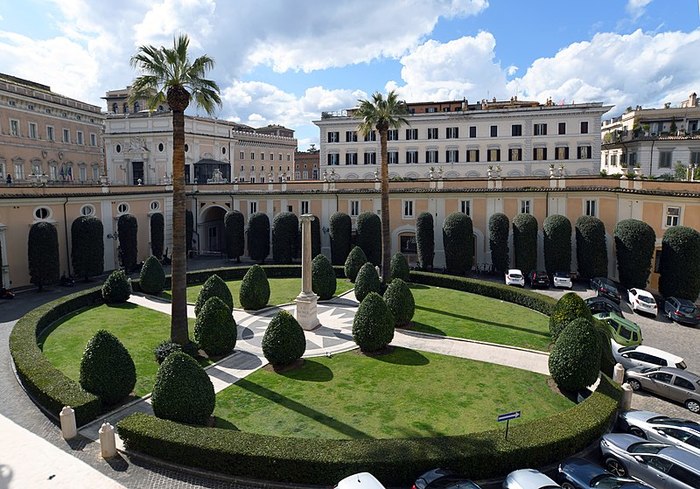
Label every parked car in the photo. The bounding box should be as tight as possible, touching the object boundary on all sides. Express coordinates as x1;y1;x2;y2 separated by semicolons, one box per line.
590;277;621;303
628;288;658;316
413;468;482;489
618;410;700;455
529;271;550;289
600;433;700;489
335;472;386;489
593;312;642;347
503;468;561;489
663;297;700;326
586;296;624;317
612;343;686;370
505;269;525;287
553;271;573;289
557;457;650;489
624;366;700;413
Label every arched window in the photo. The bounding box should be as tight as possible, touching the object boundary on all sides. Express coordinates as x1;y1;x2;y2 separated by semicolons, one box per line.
123;103;129;114
112;102;118;113
134;101;140;113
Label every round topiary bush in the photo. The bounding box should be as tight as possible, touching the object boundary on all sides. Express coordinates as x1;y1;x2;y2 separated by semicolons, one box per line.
489;213;510;274
575;216;608;280
194;296;237;357
329;212;352;265
549;292;593;342
543;214;572;274
383;278;415;327
352;292;395;352
416;212;434;271
345;246;368;282
614;219;655;289
151;351;215;425
549;318;601;392
262;310;307;368
659;226;700;301
239;265;270;310
102;269;131;304
194;274;233;316
312;254;336;300
390;252;410;283
139;255;166;295
79;330;136;405
355;262;381;302
443;212;473;275
154;340;182;364
357;211;382;267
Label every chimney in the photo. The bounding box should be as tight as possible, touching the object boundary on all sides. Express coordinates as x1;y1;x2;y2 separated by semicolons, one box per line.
690;92;697;107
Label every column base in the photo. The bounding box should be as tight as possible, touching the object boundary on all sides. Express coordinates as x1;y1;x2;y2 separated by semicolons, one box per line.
295;292;319;331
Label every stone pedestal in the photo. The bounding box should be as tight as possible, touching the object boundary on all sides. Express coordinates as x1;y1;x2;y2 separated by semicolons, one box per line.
295;291;319;330
295;214;319;330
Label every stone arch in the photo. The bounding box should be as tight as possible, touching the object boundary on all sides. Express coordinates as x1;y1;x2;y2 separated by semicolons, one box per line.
466;170;480;178
198;204;228;254
362;172;376;180
345;172;359;180
507;169;523;177
392;224;417;266
576;168;593;175
532;169;547;177
444;170;460;178
405;171;420;179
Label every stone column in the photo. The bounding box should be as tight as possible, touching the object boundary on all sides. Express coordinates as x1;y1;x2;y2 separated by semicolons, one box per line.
295;214;319;330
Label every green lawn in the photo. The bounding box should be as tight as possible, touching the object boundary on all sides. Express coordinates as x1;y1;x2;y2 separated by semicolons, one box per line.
409;284;551;351
214;347;571;439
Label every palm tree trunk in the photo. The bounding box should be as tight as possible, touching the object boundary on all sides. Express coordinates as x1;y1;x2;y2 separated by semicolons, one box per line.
170;108;189;345
379;128;391;283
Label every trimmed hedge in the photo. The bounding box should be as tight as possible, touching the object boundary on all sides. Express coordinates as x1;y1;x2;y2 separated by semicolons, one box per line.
489;213;510;274
272;212;299;264
512;213;538;274
614;219;655;289
389;253;410;283
102;269;131;304
194;296;237;357
150;212;165;259
443;212;473;275
384;278;415;327
261;310;306;367
117;214;138;272
224;210;245;262
549;292;593;343
79;330;136;405
329;212;352;265
71;216;104;281
117;375;621;485
139;256;166;295
247;212;271;263
194;274;233;316
549;318;602;392
312;254;336;300
352;292;394;352
310;214;322;259
354;262;381;302
575;216;608;280
357;212;382;267
345;246;368;283
416;212;434;270
543;215;571;274
239;265;271;310
659;226;700;301
28;221;60;290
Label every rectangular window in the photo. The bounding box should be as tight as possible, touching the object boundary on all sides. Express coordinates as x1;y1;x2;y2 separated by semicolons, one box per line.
534;123;547;136
47;126;55;141
302;171;308;179
92;165;99;181
556;146;569;160
251;152;255;159
580;121;589;134
63;128;70;143
363;131;377;142
14;162;24;180
520;200;531;214
577;145;591;159
427;127;438;139
327;131;340;143
345;130;357;142
558;122;566;135
533;147;548;160
446;127;459;139
270;153;274;161
511;124;522;136
90;133;97;146
469;126;477;138
79;166;87;182
249;201;258;214
466;149;480;162
487;148;501;162
345;153;358;165
300;201;310;214
406;150;419;163
28;122;37;139
387;129;398;141
659;151;672;168
347;200;359;217
279;153;282;161
402;200;414;218
666;207;681;227
585;200;597;217
691;151;700;165
628;152;637;166
10;119;19;136
77;131;84;145
490;125;498;137
327;153;339;165
406;128;418;140
509;148;522;161
446;149;459;163
426;150;439;163
364;152;376;165
388;151;399;164
460;200;471;216
261;152;265;160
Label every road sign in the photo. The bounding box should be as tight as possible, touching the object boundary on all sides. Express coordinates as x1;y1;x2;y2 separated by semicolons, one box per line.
497;411;521;422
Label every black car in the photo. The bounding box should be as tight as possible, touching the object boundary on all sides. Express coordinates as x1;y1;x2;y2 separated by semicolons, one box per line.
585;296;624;317
558;457;650;489
529;270;550;289
664;297;700;326
590;277;621;304
413;468;482;489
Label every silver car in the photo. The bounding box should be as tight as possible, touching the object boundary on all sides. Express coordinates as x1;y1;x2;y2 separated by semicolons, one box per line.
624;366;700;413
618;410;700;456
612;344;686;370
600;433;700;489
503;468;560;489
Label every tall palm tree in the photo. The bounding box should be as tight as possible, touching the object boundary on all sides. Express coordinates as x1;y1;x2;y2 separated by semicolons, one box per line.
355;91;409;282
129;34;221;345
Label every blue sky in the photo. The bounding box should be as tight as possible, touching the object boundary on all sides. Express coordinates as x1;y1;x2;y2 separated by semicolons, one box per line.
1;0;699;149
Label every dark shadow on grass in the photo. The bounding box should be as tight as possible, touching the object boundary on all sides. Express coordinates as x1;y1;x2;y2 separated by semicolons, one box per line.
235;378;371;439
370;346;430;366
279;359;333;382
408;283;430;290
213;417;240;430
415;304;550;337
407;321;446;336
106;302;139;310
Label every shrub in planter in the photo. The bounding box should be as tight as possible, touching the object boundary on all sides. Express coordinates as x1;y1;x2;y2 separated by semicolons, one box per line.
614;219;655;289
224;210;245;262
312;254;336;300
28;221;60;290
239;265;270;310
383;278;415;327
390;253;410;283
352;292;394;352
139;255;166;295
79;330;136;405
357;211;382;267
151;351;215;425
659;226;700;301
549;292;592;342
117;214;138;272
272;212;299;264
71;216;104;281
154;340;182;364
443;212;473;275
194;274;233;316
489;213;510;274
512;213;538;274
102;269;131;304
194;297;237;357
543;215;572;274
345;246;368;282
355;262;381;302
329;212;352;265
262;310;306;368
416;212;434;271
247;212;271;263
575;216;608;279
150;212;165;259
549;318;601;392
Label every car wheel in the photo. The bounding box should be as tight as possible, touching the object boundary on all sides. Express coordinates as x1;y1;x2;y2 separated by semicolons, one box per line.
560;482;576;489
686;399;700;413
627;379;641;391
629;426;646;438
605;457;628;477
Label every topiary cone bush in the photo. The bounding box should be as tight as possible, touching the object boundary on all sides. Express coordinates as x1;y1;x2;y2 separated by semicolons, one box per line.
247;212;271;263
71;215;104;281
139;255;166;295
329;212;352;265
390;252;410;283
117;213;138;272
239;265;271;310
659;226;700;301
352;292;395;353
79;330;136;405
194;274;233;316
356;211;382;267
102;269;131;304
416;211;434;271
224;210;245;262
575;216;608;280
150;212;165;259
194;296;237;357
548;292;592;342
543;214;572;274
151;351;215;425
262;310;307;368
312;254;336;300
272;211;299;264
512;213;538;275
549;318;601;393
345;246;368;282
443;212;473;275
614;219;655;289
355;262;381;302
489;213;510;274
28;221;60;290
383;278;415;327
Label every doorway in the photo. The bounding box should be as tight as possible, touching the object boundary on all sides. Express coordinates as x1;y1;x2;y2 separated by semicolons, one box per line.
132;161;144;185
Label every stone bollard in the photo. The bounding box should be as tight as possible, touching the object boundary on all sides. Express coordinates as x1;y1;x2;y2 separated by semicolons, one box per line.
99;422;117;459
621;383;634;410
60;406;77;440
613;363;625;384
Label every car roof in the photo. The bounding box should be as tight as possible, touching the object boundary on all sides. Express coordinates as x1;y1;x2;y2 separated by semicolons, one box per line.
620;345;684;362
657;445;700;472
554;271;570;276
595;312;638;327
631;288;654;297
667;297;696;307
506;469;558;488
649;367;700;380
508;269;522;273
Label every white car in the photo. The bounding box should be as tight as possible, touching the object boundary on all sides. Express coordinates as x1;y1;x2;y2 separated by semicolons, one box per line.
505;269;525;287
612;342;687;370
619;410;700;456
334;472;386;489
552;271;573;289
503;468;560;489
628;288;658;316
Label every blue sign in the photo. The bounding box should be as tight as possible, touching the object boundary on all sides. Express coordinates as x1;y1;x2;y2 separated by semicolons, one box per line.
497;411;521;422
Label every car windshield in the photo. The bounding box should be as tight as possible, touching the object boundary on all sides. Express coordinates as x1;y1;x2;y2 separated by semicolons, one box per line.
510;273;522;279
591;474;636;489
638;295;655;304
628;442;667;454
555;272;569;278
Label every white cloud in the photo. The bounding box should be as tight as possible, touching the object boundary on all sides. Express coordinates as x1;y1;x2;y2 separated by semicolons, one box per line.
626;0;653;21
133;0;216;48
